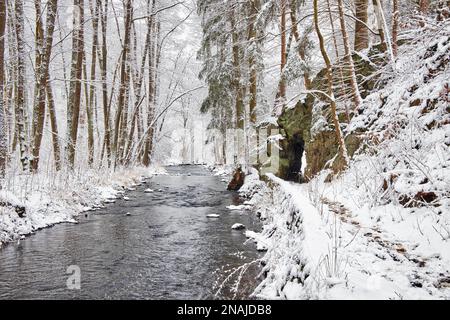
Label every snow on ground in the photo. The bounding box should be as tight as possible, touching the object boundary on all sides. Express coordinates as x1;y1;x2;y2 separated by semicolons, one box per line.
208;164;235;177
0;165;166;246
227;204;252;211
240;26;450;300
242;170;450;299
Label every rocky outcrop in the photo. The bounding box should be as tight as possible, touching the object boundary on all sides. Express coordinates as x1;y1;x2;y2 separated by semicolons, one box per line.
277;95;314;183
276;43;388;181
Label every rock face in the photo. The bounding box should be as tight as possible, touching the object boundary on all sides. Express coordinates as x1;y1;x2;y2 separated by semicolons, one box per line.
277;96;313;183
305;130;362;179
227;167;245;191
276;43;387;181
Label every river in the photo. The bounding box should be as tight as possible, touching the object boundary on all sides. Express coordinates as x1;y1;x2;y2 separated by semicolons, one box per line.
0;165;262;299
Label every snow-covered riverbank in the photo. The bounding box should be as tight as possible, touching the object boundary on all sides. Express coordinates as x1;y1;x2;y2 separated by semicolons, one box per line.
0;166;166;246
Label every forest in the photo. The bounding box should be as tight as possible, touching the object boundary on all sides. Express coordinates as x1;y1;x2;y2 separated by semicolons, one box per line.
0;0;449;300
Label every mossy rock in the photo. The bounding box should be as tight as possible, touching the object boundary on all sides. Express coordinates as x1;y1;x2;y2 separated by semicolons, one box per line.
305;131;362;179
276;97;314;182
274;42;387;182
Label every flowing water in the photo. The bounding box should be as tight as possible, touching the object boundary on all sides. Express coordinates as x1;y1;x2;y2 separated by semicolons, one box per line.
0;165;262;299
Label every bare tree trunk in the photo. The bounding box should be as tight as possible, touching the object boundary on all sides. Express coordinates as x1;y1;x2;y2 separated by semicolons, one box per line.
230;10;244;131
14;0;29;171
112;0;132;165
418;0;430;26
31;0;58;171
372;0;387;52
313;0;349;169
46;77;61;170
337;0;362;109
30;0;44;171
289;0;311;90
230;8;245;165
6;2;17;154
392;0;398;56
124;16;152;162
375;0;396;64
276;0;287;109
67;0;85;168
247;0;260;168
326;0;350;122
150;21;161;161
0;0;6;176
419;0;429;14
354;0;369;51
86;0;99;166
247;0;259;123
99;0;111;165
142;0;156;167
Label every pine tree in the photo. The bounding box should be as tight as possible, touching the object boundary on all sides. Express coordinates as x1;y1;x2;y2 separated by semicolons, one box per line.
197;0;237;163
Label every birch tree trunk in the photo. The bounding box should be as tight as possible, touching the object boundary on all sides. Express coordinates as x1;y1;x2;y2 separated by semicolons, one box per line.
14;0;29;171
313;0;349;169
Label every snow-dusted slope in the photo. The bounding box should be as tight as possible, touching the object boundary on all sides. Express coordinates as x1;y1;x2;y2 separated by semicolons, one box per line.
242;24;450;299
